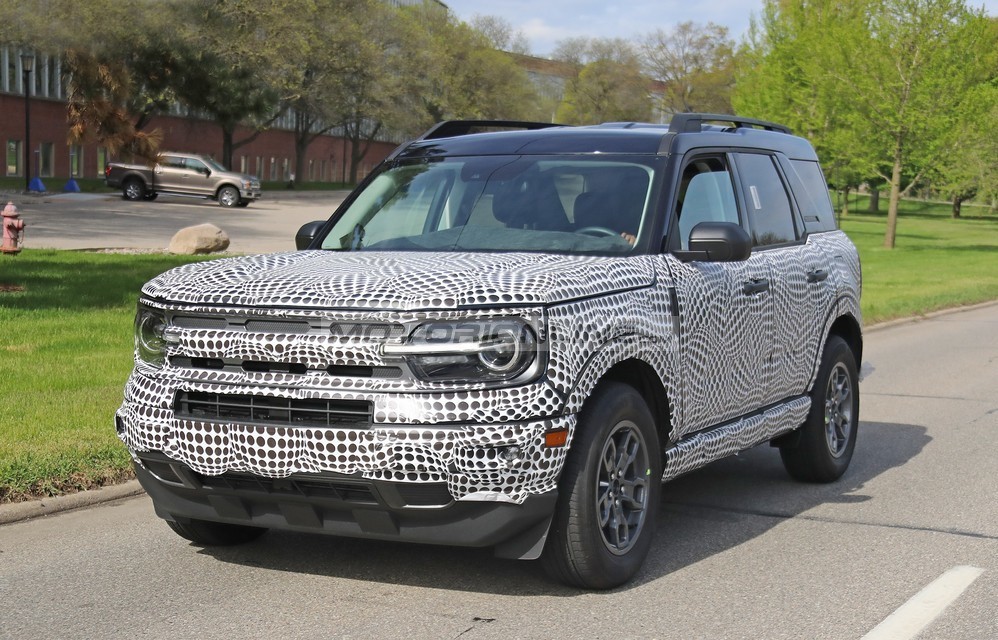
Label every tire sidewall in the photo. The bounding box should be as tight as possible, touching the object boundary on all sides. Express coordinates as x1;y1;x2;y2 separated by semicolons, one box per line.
801;336;859;480
549;382;662;588
219;186;239;207
123;179;144;201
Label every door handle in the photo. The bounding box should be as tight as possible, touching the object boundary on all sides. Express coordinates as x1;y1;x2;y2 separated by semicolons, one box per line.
742;278;770;295
807;269;829;283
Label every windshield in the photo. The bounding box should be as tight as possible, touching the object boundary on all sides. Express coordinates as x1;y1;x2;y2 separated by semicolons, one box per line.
203;156;228;173
319;155;657;255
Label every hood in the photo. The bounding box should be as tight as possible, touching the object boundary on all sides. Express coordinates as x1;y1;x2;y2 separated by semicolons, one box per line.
142;251;655;311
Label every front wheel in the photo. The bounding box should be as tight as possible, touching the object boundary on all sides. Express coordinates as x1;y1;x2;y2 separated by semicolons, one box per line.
166;518;266;546
542;382;661;589
217;186;240;208
780;335;859;482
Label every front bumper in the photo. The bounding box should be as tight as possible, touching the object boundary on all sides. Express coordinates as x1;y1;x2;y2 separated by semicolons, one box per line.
240;187;262;201
133;451;558;556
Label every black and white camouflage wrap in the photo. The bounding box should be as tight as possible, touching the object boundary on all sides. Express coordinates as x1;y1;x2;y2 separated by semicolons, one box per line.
117;231;861;505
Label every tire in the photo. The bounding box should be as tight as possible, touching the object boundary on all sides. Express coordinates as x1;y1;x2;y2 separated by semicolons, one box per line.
123;179;145;201
780;335;859;483
143;192;158;201
236;199;250;207
217;185;240;208
166;518;266;546
542;382;661;589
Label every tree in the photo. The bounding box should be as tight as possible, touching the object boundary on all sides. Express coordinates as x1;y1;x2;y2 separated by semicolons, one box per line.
0;0;178;161
642;22;735;115
469;14;531;55
736;0;994;248
934;81;998;217
553;38;652;124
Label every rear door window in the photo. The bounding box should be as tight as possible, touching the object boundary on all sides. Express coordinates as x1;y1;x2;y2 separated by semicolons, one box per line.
733;153;798;247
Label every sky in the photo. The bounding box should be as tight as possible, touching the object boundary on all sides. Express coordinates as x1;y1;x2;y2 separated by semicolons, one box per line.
448;0;998;57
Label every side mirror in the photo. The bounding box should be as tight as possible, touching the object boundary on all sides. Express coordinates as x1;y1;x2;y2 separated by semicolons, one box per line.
295;220;326;250
674;222;752;262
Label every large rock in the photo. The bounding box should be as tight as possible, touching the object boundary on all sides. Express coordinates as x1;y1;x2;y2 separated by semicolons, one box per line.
169;224;230;255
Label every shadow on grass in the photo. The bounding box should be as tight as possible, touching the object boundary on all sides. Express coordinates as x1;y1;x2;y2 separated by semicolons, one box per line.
0;250;208;312
193;421;928;596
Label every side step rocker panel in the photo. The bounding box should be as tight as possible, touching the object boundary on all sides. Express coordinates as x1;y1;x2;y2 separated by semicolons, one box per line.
662;396;811;482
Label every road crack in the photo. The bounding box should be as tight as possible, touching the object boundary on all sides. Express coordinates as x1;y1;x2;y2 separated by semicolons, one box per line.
665;501;998;541
454;617;497;639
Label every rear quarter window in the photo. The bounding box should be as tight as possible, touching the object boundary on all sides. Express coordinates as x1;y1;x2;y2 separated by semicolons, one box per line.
788;160;837;233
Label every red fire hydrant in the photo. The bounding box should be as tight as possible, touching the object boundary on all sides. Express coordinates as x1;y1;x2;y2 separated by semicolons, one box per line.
2;202;25;255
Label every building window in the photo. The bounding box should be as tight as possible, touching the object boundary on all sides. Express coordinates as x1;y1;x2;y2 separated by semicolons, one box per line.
70;144;83;177
269;157;277;181
6;140;21;176
96;147;108;178
255;156;263;178
239;155;247;174
281;158;290;181
39;142;54;177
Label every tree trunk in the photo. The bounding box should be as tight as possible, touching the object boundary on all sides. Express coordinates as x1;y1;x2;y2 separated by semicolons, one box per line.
221;127;234;169
951;195;962;218
868;188;880;212
884;144;904;249
841;187;850;217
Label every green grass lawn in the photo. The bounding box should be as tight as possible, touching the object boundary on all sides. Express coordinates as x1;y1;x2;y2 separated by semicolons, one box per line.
1;198;996;502
837;195;998;322
0;251;208;502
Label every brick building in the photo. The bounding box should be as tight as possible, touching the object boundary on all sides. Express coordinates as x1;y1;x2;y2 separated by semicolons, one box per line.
0;46;398;188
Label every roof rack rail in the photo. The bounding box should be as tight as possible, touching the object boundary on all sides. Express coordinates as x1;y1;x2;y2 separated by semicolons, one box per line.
417;120;565;141
668;113;792;135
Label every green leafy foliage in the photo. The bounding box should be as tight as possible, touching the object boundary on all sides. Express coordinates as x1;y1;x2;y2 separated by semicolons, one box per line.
735;0;997;248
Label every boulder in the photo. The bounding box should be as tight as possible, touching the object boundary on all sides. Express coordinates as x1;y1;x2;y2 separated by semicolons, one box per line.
169;224;230;255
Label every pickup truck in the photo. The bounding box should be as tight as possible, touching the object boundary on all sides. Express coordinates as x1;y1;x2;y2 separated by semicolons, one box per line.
105;152;262;208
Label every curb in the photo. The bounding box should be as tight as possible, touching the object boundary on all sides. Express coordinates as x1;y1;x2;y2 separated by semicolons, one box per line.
865;299;998;333
2;300;996;526
0;480;145;526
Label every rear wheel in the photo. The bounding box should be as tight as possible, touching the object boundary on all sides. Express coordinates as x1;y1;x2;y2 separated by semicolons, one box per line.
542;382;661;589
780;335;859;482
218;186;240;207
166;518;266;546
123;179;145;201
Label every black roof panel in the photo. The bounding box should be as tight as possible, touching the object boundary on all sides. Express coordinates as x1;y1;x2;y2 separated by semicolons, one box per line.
395;122;819;162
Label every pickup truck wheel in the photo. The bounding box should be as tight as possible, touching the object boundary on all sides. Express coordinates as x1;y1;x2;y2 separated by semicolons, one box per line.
542;382;661;589
166;518;266;546
780;335;859;483
123;179;145;201
218;186;240;207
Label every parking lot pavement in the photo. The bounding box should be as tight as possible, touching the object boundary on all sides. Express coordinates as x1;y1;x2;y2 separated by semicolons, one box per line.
5;190;351;254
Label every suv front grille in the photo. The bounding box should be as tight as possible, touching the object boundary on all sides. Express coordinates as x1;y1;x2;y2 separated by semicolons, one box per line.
174;391;372;428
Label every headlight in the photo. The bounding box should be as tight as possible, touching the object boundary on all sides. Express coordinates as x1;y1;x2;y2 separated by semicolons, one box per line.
134;304;167;366
241;180;252;189
384;319;539;383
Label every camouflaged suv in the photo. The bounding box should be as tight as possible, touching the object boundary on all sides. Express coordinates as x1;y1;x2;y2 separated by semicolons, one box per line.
118;115;862;588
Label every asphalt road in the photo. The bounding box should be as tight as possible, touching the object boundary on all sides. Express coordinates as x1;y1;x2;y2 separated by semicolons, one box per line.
5;190;349;254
